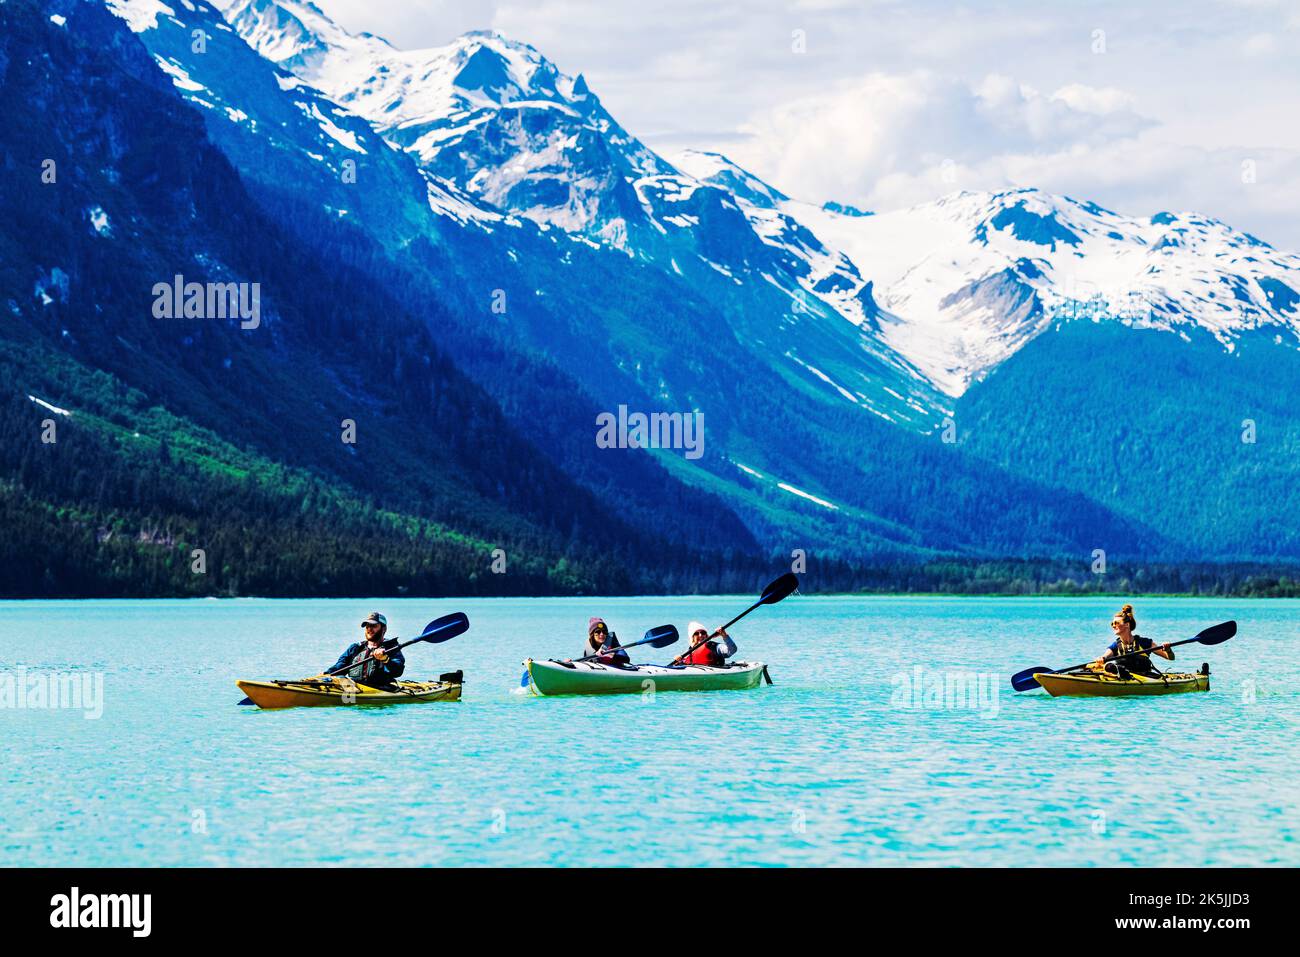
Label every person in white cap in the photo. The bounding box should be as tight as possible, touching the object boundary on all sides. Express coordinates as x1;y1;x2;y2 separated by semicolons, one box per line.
326;612;405;686
672;621;736;666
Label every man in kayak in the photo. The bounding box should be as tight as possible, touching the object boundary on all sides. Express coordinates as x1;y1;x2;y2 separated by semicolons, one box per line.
671;621;736;667
577;617;631;665
327;612;406;686
1093;604;1173;677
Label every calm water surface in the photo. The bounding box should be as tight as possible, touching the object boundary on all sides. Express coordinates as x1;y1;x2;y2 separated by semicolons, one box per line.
2;596;1297;866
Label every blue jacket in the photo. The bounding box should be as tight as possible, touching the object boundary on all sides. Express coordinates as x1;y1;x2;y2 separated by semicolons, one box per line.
329;641;405;685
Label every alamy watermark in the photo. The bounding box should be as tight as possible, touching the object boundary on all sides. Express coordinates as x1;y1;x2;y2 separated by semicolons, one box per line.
152;274;260;329
595;405;704;460
49;887;150;937
890;667;1001;719
1;669;104;719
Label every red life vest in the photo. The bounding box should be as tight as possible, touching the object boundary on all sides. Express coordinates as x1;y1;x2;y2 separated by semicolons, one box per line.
681;642;722;666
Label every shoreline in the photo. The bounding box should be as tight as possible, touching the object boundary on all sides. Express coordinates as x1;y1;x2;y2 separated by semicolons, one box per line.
2;591;1298;601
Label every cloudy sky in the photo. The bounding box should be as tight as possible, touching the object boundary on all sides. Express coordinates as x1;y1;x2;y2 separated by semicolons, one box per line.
313;0;1300;246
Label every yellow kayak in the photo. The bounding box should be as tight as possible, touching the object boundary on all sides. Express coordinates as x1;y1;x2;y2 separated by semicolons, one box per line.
236;675;462;709
1034;669;1209;698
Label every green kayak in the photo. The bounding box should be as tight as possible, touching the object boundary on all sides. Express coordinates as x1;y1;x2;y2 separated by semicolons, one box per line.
523;658;768;696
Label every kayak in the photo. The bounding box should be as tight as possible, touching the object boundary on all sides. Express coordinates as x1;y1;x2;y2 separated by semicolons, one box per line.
236;675;462;709
523;658;768;696
1034;669;1209;698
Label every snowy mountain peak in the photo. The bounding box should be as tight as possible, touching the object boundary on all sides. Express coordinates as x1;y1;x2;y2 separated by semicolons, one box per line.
673;150;789;210
216;0;374;71
214;3;603;127
771;186;1300;394
214;0;672;243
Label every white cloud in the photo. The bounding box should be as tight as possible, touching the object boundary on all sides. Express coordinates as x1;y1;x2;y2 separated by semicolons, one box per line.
1241;32;1278;55
724;72;1151;207
712;65;1300;249
1049;84;1138;116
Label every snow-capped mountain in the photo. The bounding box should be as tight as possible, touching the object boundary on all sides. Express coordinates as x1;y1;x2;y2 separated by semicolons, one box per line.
218;0;675;247
206;0;950;430
103;0;505;241
674;148;889;333
101;0;971;562
787;188;1300;395
684;157;1300;396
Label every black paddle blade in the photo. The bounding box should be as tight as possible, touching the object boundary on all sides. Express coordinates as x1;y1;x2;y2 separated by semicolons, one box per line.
760;572;799;605
1196;620;1236;646
237;697;254;706
643;624;679;647
417;612;470;643
1011;667;1052;692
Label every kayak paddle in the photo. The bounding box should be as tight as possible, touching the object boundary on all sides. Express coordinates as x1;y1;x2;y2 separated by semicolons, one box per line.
323;612;468;676
669;572;798;665
238;612;470;705
518;624;679;685
575;624;678;663
1010;620;1237;692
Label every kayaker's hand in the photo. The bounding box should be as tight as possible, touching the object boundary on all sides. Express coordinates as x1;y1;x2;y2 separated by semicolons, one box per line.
372;648;388;663
1161;643;1172;653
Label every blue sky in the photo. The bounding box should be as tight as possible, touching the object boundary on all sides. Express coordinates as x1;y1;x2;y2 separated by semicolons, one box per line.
313;0;1300;246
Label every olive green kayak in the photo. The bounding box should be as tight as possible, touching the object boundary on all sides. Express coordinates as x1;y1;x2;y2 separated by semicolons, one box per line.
1034;670;1209;697
236;676;462;709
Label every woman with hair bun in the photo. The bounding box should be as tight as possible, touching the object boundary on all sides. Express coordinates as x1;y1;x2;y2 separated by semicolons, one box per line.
1092;604;1174;677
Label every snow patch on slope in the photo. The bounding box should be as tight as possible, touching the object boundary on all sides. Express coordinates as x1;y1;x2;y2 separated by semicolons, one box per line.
106;0;176;33
29;395;72;417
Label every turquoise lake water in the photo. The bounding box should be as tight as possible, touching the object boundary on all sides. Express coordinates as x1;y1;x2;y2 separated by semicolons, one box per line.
2;596;1297;867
